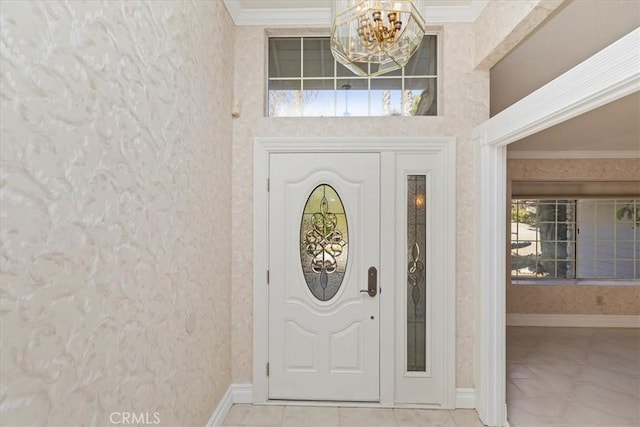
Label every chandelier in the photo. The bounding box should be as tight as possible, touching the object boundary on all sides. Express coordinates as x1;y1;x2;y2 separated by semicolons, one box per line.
330;0;426;77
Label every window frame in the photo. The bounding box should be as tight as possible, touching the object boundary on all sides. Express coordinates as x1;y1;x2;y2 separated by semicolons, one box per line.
265;31;441;118
510;197;639;285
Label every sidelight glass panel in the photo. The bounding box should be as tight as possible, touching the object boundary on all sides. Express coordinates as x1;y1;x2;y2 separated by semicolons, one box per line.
407;175;426;372
300;184;349;301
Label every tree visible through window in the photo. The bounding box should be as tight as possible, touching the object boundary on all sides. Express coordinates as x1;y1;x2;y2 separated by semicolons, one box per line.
511;199;639;281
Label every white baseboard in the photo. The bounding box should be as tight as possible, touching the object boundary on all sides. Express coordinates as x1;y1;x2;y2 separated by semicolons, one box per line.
206;386;233;427
207;383;476;425
206;383;253;427
507;314;640;328
455;388;476;409
231;383;253;404
504;403;511;427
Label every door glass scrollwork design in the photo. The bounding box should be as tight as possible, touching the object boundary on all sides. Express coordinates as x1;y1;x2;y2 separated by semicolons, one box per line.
300;184;348;301
407;175;426;372
408;242;424;307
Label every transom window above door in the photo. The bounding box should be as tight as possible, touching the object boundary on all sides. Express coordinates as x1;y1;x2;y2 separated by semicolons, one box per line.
267;35;438;117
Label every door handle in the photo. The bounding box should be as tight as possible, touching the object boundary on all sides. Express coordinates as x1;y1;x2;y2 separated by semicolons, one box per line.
359;266;377;297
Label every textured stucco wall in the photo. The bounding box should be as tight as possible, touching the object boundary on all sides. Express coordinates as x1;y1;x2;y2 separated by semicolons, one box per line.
507;158;640;315
0;1;234;425
231;24;490;388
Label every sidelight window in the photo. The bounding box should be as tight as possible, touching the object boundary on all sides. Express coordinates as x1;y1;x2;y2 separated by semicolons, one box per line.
407;175;426;371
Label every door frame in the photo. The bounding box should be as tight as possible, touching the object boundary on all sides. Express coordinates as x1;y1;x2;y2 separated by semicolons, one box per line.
473;28;640;426
253;137;456;406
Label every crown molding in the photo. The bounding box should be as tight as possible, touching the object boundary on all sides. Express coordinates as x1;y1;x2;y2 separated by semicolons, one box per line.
224;2;331;27
507;150;640;159
223;0;488;26
428;0;488;23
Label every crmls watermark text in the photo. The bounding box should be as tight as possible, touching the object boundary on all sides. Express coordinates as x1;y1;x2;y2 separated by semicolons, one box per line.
110;412;160;425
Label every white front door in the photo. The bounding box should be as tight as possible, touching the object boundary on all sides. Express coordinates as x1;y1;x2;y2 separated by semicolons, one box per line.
268;152;380;401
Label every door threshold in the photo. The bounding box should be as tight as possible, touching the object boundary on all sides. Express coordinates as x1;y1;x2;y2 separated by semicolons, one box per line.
257;400;445;410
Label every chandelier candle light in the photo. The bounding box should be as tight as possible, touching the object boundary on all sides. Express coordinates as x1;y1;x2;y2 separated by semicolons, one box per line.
330;0;426;76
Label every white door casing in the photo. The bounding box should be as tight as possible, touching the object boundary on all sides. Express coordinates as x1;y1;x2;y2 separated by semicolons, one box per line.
268;152;380;401
473;28;640;426
394;152;449;404
253;138;456;408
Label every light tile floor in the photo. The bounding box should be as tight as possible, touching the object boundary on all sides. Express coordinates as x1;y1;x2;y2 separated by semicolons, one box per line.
222;405;485;426
507;326;640;427
222;327;640;427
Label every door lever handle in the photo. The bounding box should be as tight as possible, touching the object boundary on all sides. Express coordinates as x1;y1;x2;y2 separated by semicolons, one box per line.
359;266;377;297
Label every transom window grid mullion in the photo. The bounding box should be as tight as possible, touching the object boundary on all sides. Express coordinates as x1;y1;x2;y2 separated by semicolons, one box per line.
511;199;577;279
267;35;438;117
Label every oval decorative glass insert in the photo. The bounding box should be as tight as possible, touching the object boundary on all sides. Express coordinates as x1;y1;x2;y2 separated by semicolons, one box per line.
300;184;349;301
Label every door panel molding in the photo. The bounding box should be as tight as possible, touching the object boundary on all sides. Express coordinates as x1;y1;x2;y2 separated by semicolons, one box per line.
253;137;456;407
268;152;380;401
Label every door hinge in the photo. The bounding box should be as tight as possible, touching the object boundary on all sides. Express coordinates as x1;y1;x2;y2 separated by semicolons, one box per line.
267;178;270;192
266;362;270;376
267;270;270;284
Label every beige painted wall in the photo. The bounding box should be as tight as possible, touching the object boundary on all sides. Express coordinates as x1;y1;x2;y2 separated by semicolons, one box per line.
0;1;234;425
507;158;640;315
231;23;490;388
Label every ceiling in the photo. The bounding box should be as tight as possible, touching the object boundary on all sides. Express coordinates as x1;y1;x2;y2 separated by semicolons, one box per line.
224;0;486;25
494;0;640;155
508;92;640;153
237;1;327;8
236;0;473;8
492;0;640;116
